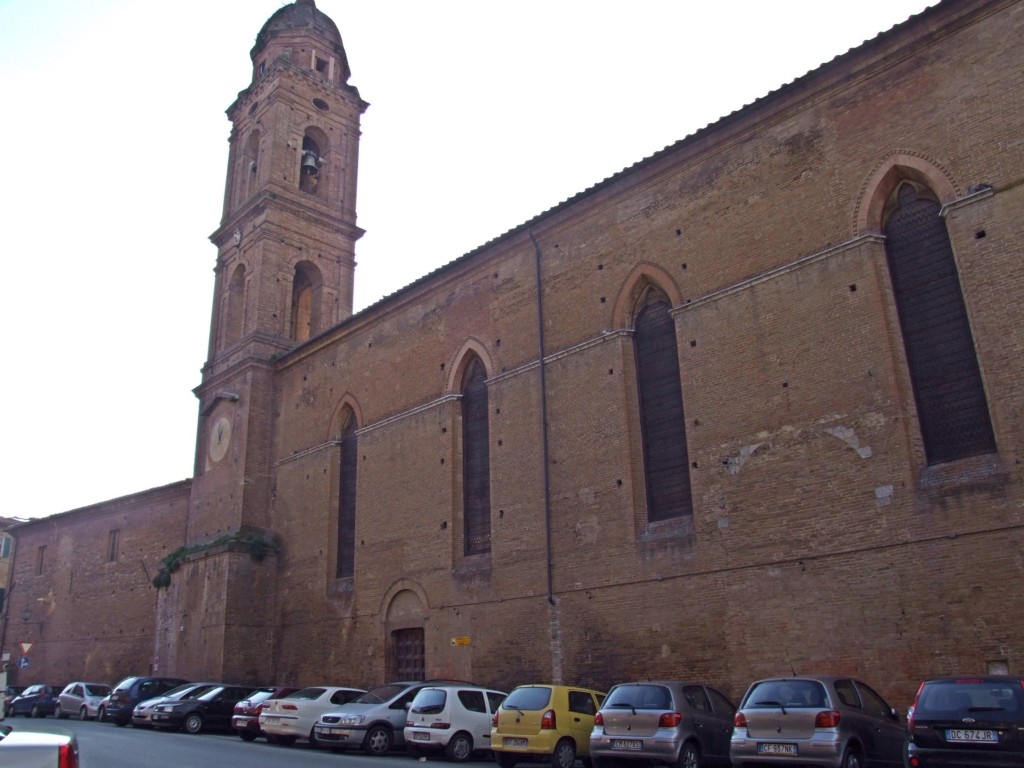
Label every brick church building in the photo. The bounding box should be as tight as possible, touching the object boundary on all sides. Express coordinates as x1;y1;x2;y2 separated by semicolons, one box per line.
5;0;1024;711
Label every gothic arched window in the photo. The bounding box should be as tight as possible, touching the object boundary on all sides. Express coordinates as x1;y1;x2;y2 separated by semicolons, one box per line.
633;288;692;522
461;355;491;555
337;407;357;578
883;181;995;464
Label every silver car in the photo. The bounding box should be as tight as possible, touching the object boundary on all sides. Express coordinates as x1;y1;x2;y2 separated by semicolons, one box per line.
55;682;111;720
590;681;735;768
729;676;907;768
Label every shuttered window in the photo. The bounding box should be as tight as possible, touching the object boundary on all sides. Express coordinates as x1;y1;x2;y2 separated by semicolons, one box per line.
337;411;357;578
884;182;996;464
634;296;693;521
461;356;491;555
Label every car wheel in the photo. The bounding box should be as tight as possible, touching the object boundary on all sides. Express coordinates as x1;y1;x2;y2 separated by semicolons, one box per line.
679;742;700;768
31;705;42;718
841;745;863;768
309;726;322;749
55;704;65;720
79;706;89;721
495;752;519;768
239;731;258;742
183;713;205;734
551;739;576;768
97;706;106;722
363;724;393;756
407;744;423;759
446;732;474;762
277;735;297;747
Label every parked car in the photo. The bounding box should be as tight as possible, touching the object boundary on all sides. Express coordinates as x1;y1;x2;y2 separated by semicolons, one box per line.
314;680;468;755
590;680;736;768
404;684;508;761
232;686;299;741
0;724;79;767
103;676;189;726
260;685;365;746
151;683;255;733
730;675;906;768
491;683;606;768
131;682;218;728
8;685;63;718
906;674;1024;767
3;686;26;717
55;682;111;720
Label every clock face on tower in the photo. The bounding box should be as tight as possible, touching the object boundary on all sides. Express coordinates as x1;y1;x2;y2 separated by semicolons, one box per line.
209;416;232;463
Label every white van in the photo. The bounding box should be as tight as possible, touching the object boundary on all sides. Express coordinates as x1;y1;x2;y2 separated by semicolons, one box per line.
404;685;507;762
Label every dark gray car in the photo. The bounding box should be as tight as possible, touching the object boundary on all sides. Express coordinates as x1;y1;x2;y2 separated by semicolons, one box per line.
729;676;906;768
591;681;736;768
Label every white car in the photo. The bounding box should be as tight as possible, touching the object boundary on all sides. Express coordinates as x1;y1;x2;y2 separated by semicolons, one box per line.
0;726;79;767
404;685;507;762
55;682;111;720
259;685;364;746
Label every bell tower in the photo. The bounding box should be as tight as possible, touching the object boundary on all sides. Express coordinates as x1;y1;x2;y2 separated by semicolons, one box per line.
159;0;367;682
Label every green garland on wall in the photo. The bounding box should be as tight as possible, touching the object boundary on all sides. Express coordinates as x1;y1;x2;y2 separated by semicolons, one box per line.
151;531;274;589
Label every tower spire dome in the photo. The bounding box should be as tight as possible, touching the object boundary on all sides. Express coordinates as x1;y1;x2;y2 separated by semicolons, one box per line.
251;0;349;80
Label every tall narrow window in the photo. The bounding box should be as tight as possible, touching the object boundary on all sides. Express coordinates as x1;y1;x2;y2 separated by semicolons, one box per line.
337;409;357;579
633;288;693;522
461;356;491;555
0;536;10;558
883;182;996;464
290;262;322;342
108;529;120;563
225;264;246;346
36;545;46;576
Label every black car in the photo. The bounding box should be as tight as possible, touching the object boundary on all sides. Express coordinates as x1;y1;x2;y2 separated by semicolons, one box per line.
150;684;255;734
104;676;189;726
907;675;1024;767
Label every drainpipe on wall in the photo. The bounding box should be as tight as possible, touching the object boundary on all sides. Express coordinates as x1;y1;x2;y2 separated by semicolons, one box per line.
528;228;555;607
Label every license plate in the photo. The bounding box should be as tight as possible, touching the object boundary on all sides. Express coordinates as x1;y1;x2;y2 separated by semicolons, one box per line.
413;731;430;741
946;729;997;743
758;743;798;755
504;738;529;748
611;739;642;751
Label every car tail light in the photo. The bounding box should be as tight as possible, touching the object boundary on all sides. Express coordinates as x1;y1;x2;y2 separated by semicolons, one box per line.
541;709;556;729
492;712;499;727
907;681;925;731
282;703;298;710
430;721;450;730
814;710;841;728
59;743;78;768
734;712;747;728
658;712;682;728
594;712;604;726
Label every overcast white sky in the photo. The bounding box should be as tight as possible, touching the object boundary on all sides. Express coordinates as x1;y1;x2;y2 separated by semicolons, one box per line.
0;0;933;520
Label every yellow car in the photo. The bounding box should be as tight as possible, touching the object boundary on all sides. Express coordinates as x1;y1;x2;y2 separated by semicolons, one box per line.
492;684;605;768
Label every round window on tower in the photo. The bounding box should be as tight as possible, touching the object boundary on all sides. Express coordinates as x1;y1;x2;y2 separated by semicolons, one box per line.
312;98;329;112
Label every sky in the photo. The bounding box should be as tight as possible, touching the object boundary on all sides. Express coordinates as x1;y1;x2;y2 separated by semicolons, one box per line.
0;0;935;519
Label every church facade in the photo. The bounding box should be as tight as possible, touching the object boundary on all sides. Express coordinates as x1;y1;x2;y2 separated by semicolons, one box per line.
6;0;1024;710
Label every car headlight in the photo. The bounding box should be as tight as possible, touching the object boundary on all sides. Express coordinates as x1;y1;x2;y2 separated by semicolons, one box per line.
337;714;365;726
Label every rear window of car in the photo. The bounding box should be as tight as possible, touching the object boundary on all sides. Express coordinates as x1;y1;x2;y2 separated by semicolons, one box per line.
411;689;447;714
744;680;828;708
915;680;1024;716
113;678;139;692
504;687;552;711
605;685;671;710
287;687;326;700
85;684;111;696
354;684;407;704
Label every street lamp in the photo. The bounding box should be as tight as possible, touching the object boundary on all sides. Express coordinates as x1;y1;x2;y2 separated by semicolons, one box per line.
21;605;30;623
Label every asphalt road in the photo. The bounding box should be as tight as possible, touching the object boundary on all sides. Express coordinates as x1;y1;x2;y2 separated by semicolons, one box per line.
1;717;495;768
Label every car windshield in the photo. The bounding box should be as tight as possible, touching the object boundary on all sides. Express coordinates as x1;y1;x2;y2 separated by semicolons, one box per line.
503;687;553;711
287;687;327;700
84;684;111;696
916;681;1024;715
354;684;406;704
162;684;198;698
410;689;447;714
605;685;671;710
113;677;139;692
745;680;828;708
182;685;218;700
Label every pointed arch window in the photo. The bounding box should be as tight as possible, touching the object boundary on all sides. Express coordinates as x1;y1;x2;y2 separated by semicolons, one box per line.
337;408;357;579
461;356;491;555
883;181;995;464
290;262;321;342
633;288;693;522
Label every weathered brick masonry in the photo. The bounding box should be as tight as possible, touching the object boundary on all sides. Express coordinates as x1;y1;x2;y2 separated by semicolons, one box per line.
6;0;1024;714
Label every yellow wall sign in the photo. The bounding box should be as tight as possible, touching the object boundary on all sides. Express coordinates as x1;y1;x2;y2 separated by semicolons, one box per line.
451;636;471;647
